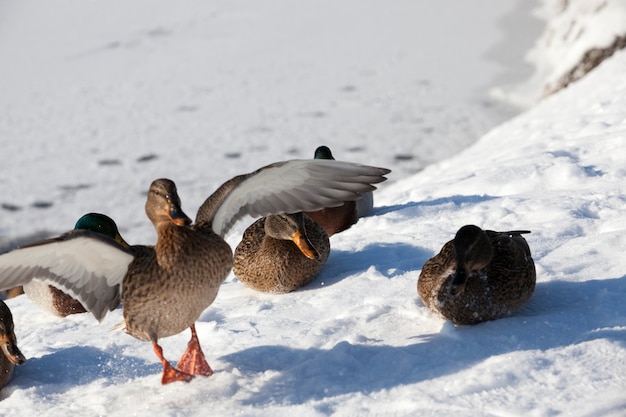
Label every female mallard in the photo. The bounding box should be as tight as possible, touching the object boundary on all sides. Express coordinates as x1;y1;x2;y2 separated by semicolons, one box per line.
303;146;375;236
233;212;329;293
0;300;26;391
0;159;389;384
21;213;128;317
418;225;536;325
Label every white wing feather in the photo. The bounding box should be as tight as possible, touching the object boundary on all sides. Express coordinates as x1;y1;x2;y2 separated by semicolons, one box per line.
212;159;389;237
0;232;134;321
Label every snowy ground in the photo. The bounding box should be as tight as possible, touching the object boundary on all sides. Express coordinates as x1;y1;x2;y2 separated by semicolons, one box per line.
0;0;530;239
493;0;626;106
1;0;626;416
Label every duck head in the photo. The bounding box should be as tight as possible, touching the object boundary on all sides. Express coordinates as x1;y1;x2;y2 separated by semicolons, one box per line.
450;225;493;296
265;213;320;260
146;179;192;227
74;212;129;247
0;302;26;366
313;145;335;160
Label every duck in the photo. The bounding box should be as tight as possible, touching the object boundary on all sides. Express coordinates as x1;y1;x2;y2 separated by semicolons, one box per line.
0;159;390;384
417;225;536;325
0;300;27;391
303;146;375;236
233;212;329;293
19;213;128;317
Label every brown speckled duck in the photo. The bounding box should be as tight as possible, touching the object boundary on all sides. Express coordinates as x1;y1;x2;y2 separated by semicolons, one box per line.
418;225;536;325
0;159;390;384
304;146;375;236
0;300;26;391
21;213;128;317
233;212;329;293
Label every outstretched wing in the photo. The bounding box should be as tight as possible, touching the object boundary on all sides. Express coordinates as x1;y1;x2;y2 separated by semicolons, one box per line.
0;230;134;321
202;159;390;237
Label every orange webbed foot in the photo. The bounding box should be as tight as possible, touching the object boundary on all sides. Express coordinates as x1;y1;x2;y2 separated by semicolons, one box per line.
153;341;194;384
176;324;214;377
161;363;194;384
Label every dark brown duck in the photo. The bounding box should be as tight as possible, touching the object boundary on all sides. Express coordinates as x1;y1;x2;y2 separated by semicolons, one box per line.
418;225;536;325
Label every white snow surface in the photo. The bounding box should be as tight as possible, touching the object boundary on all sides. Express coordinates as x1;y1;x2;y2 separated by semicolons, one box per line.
1;1;626;416
492;0;626;107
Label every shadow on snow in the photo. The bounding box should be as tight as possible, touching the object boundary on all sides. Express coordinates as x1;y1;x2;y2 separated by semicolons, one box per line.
303;241;431;291
4;345;161;398
221;275;626;406
373;194;499;217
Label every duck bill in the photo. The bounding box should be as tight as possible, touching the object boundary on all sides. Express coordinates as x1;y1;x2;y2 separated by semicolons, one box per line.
292;230;319;260
114;233;130;248
168;205;192;227
1;334;26;365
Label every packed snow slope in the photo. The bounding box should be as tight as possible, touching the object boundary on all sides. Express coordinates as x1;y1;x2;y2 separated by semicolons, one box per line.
492;0;626;106
1;1;625;416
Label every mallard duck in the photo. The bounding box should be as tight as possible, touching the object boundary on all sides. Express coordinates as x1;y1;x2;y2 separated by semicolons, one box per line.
20;213;128;317
0;300;26;391
418;225;536;325
303;146;375;236
0;159;390;384
233;212;329;293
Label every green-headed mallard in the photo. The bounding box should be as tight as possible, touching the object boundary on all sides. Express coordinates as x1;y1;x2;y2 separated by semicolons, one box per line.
0;300;26;391
418;225;536;325
304;146;375;236
233;212;329;293
0;159;390;384
21;213;128;317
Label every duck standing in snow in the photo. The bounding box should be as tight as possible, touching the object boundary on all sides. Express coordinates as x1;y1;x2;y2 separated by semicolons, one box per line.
303;146;376;236
233;212;329;293
0;300;26;391
0;159;390;384
418;225;536;325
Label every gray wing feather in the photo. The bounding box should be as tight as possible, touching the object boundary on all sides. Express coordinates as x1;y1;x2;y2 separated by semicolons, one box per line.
0;231;134;321
212;159;390;237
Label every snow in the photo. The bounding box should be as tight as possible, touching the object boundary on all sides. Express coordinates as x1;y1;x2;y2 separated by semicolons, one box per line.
492;0;626;107
1;0;626;416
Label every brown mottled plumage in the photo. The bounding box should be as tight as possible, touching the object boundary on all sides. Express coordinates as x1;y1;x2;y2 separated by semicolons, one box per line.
121;198;232;344
0;180;229;385
418;225;536;325
233;213;330;293
117;179;232;383
0;159;390;385
49;286;87;316
0;300;26;391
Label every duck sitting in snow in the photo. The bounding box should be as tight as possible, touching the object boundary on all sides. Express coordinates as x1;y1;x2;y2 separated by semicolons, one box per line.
0;300;26;391
418;225;536;325
0;159;389;384
303;146;376;236
18;213;129;317
233;212;330;293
